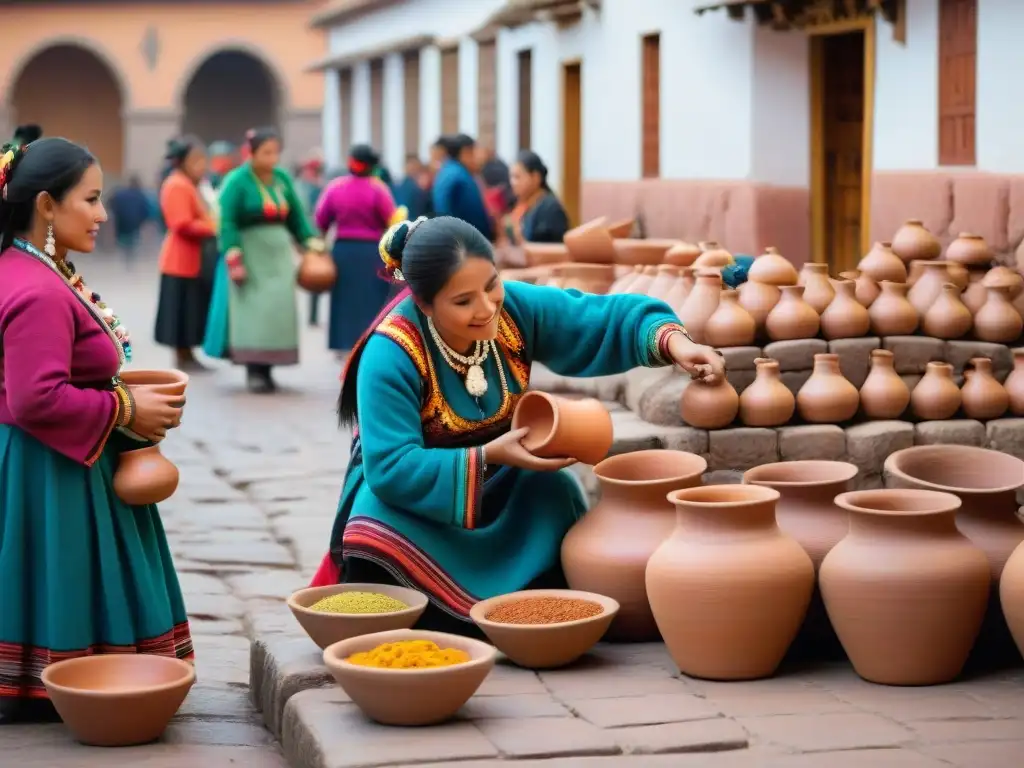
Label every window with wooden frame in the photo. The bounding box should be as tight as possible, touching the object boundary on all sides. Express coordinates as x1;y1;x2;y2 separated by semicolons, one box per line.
369;58;384;151
938;0;976;166
477;38;498;149
517;49;532;151
403;50;421;158
440;46;460;134
641;33;661;178
338;67;353;158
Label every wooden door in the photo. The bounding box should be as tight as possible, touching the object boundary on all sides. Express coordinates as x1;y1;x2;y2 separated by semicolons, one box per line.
477;39;497;149
338;68;353;158
403;50;420;158
517;50;532;150
562;62;582;227
440;47;460;134
369;58;384;151
938;0;976;165
641;34;660;178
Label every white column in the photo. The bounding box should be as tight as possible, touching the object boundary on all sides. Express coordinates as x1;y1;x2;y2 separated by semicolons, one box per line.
351;60;372;144
458;37;479;137
419;45;442;157
495;30;518;163
382;53;405;174
322;69;341;168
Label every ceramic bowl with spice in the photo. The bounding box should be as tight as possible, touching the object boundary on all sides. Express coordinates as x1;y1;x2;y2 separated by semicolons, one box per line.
288;583;429;649
323;628;497;726
469;588;619;669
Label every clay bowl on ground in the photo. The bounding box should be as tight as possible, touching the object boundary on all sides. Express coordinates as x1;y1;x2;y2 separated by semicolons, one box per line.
323;628;496;726
522;242;570;267
612;238;680;265
288;584;429;650
40;654;195;747
469;588;619;669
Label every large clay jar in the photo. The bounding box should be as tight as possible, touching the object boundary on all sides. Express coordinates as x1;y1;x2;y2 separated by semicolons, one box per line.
797;263;835;314
910;362;961;420
647;265;680;301
739;358;795;427
747;246;798;286
297;251;338;292
839;269;880;307
765;285;820;341
860;349;911;419
678;269;722;344
736;280;780;332
820;488;990;685
606;218;635;238
906;261;951;316
665;242;701;267
945;232;993;267
680;379;739;429
797;353;859;423
564;217;616;263
867;281;918;336
562;449;708;642
1005;348;1024;416
743;460;859;570
646;484;814;680
664;267;694;312
999;540;1024;658
891;219;942;263
961;357;1009;421
974;285;1024;343
609;266;642;294
921;282;973;339
627;266;658;295
511;392;613;465
820;279;870;340
114;446;181;506
858;241;907;283
704;290;756;347
693;241;733;269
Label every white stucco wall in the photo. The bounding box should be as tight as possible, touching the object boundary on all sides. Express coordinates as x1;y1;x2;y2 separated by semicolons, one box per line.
976;0;1024;172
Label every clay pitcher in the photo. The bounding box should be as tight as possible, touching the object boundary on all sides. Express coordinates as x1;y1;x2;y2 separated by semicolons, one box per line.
921;282;973;339
798;263;835;314
858;241;907;283
974;285;1024;343
859;349;910;419
1005;348;1024;416
646;484;814;680
680;378;739;429
511;392;613;465
797;353;859;423
736;280;780;332
907;261;951;316
747;246;798;286
765;285;820;341
739;358;795;427
961;357;1009;421
678;269;723;344
910;362;961;420
562;449;708;642
946;233;993;267
664;266;694;312
704;290;756;347
891;219;942;263
868;281;918;336
839;269;880;307
113;446;181;506
820;279;870;340
820;489;990;685
647;265;680;301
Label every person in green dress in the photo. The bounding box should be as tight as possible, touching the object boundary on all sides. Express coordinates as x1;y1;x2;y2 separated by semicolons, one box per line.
308;215;725;635
216;127;325;393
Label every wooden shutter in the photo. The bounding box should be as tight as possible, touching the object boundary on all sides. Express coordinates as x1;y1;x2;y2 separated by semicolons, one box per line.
938;0;976;166
517;49;532;151
477;39;497;149
641;33;660;178
338;67;353;158
403;50;420;158
369;58;384;152
440;47;460;134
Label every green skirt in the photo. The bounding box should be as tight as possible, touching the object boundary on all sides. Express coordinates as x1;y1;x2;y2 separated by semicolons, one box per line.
0;425;192;702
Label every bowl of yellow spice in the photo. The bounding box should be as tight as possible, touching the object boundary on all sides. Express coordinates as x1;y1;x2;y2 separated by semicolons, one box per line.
323;628;497;726
287;584;428;649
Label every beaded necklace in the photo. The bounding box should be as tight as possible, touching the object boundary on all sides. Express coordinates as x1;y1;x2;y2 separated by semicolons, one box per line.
250;167;290;220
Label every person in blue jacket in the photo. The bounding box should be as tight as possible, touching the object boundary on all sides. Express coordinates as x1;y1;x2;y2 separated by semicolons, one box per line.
431;134;491;240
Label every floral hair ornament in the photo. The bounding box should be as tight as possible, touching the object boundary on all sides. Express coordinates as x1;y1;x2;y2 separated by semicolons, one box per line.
378;215;427;281
0;144;23;201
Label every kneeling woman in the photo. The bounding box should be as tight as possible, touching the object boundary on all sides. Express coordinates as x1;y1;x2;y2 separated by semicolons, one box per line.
310;216;723;634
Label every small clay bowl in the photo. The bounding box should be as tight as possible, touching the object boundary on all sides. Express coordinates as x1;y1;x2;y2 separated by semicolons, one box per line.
612;238;679;265
119;368;189;397
470;588;619;669
511;391;613;465
41;654;195;747
323;628;496;725
522;242;570;267
288;583;429;649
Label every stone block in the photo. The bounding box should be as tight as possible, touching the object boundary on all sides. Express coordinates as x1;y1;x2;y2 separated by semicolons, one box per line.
474;716;619;758
829;337;881;388
943;340;1014;380
624;367;674;414
660;427;710;456
846;421;915;483
915;420;987;447
250;635;335;739
901;374;922;392
726;368;756;394
721;346;762;371
530;363;625;401
778;425;847;461
780;369;813;395
709;428;779;471
569;464;599;505
986;418;1024;460
883;336;945;374
764;339;828;371
638;373;688;426
608;411;664;453
703;469;744;485
613;718;749;755
737;712;913;752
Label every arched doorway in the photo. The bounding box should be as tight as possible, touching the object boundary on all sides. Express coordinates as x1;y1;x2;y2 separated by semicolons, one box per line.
9;44;125;177
182;50;280;145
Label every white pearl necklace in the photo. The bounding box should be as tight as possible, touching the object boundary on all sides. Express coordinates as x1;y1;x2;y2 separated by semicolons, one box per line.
427;317;506;399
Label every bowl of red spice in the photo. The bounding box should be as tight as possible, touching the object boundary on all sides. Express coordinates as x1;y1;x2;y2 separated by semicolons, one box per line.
469;589;619;669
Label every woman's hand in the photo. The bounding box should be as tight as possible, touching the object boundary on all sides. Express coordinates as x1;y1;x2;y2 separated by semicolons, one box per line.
128;386;184;442
226;250;247;285
483;427;578;472
667;331;726;386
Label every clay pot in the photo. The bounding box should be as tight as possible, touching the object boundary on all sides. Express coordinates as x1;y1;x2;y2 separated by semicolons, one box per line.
820;279;870;340
739;358;795;427
522;243;570;266
839;269;880;307
564;217;616;263
820;489;990;685
606;218;635;238
609;265;642;294
765;285;820;341
974;285;1024;343
797;263;835;314
891;219;942;263
984;265;1024;299
736;280;780;332
858;241;907;283
797;353;859;423
646;484;814;680
113;446;180;506
511;392;613;465
612;238;677;266
664;267;694;312
908;260;967;291
704;289;756;347
747;246;799;286
961;357;1009;421
910;362;961;420
647;264;680;301
678;269;722;344
946;232;993;267
1005;348;1024;416
558;264;616;294
999;541;1024;659
868;281;918;336
665;242;701;267
680;378;739;429
692;241;734;269
627;266;658;295
297;251;338;292
743;460;859;570
562;449;708;641
921;282;973;339
859;349;910;420
119;368;189;396
961;270;988;315
907;261;952;316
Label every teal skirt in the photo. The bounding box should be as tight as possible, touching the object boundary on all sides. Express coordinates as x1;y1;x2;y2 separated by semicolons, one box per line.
0;426;192;702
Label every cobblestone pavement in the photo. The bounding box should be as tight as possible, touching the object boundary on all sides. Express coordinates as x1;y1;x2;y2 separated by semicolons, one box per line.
4;251;1024;767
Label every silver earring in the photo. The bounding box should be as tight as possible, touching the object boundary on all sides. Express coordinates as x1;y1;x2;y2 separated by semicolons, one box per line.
44;223;56;257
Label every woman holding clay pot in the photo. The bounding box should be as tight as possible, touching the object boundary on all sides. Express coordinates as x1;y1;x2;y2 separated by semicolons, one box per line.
308;215;724;635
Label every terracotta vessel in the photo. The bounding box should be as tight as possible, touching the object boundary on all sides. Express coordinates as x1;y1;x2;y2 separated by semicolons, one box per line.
646;484;814;680
678;269;722;344
839;269;880;307
1005;348;1024;416
288;584;428;649
999;541;1024;659
974;285;1024;343
511;392;613;465
627;266;657;295
868;281;918;336
961;270;988;315
562;449;708;641
739;358;795;427
113;446;180;506
558;264;616;294
564;217;616;263
921;282;973;339
297;251;338;292
647;264;680;301
609;265;642;294
858;241;907;283
797;354;859;423
704;290;756;347
820;279;870;339
606;218;635;238
665;241;701;267
680;378;739;429
891;219;942;263
736;280;780;332
906;261;951;316
693;241;733;268
910;362;961;420
984;265;1024;299
523;243;570;266
945;232;993;267
613;238;678;266
820;489;990;685
747;246;798;286
664;267;694;311
859;349;910;419
961;357;1009;421
765;285;820;341
797;263;835;314
743;460;859;570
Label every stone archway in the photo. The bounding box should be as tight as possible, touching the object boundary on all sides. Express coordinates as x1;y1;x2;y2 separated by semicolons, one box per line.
181;50;281;145
8;43;125;176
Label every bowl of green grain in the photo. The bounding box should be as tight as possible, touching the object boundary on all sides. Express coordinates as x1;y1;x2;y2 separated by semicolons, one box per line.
288;584;429;649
